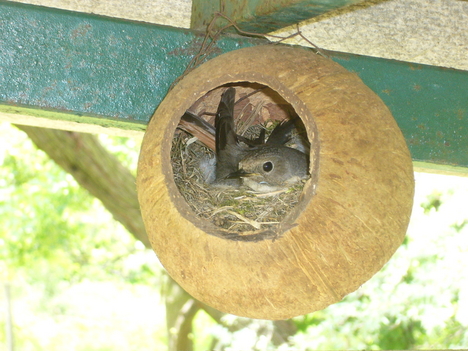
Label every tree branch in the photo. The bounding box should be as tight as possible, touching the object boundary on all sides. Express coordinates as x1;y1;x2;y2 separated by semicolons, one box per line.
15;125;150;248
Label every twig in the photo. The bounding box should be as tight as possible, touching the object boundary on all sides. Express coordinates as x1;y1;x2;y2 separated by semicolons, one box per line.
226;210;262;230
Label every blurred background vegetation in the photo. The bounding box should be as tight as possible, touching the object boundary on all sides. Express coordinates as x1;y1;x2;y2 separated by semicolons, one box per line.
1;122;467;350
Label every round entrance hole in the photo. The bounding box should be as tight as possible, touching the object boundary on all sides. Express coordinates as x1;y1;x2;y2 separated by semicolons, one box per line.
170;82;318;241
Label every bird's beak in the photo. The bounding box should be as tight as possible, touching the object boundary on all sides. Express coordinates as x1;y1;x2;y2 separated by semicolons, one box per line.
225;169;258;179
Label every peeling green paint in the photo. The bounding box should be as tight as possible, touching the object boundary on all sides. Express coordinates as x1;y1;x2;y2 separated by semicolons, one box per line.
0;1;265;123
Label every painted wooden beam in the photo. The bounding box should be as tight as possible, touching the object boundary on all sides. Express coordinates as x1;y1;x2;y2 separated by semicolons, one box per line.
1;1;467;174
0;1;266;132
190;0;367;33
329;52;468;176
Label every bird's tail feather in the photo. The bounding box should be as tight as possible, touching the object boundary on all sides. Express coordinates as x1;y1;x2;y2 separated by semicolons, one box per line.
215;87;237;154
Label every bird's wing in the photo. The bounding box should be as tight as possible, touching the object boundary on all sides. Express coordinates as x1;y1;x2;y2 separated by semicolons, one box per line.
265;117;297;146
215;87;238;155
179;111;216;150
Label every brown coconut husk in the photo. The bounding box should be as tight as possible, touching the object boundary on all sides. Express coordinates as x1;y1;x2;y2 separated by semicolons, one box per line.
137;45;414;320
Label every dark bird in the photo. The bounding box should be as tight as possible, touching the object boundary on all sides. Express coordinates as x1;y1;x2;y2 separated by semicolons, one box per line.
213;87;245;188
213;87;309;192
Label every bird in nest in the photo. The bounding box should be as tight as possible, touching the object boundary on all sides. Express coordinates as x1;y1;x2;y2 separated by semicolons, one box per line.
179;87;310;193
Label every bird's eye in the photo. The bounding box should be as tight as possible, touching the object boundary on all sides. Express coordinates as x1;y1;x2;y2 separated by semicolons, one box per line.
263;161;273;172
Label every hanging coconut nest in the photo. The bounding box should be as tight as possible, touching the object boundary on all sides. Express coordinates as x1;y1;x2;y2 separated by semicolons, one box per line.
136;45;414;320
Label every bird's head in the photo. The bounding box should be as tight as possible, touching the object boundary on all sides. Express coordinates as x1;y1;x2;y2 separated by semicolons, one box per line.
227;146;309;192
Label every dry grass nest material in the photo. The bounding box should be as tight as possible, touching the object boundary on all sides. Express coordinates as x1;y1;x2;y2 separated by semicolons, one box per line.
171;129;306;236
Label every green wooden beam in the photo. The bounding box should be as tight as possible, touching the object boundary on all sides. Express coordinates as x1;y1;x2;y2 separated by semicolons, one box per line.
191;0;367;33
0;0;266;131
329;52;468;175
1;1;467;174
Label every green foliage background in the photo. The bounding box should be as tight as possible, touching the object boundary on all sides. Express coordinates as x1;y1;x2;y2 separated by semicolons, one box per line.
0;124;165;349
1;122;467;350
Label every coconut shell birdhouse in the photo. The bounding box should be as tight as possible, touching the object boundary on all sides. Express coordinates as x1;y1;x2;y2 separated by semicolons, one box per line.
136;45;414;320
